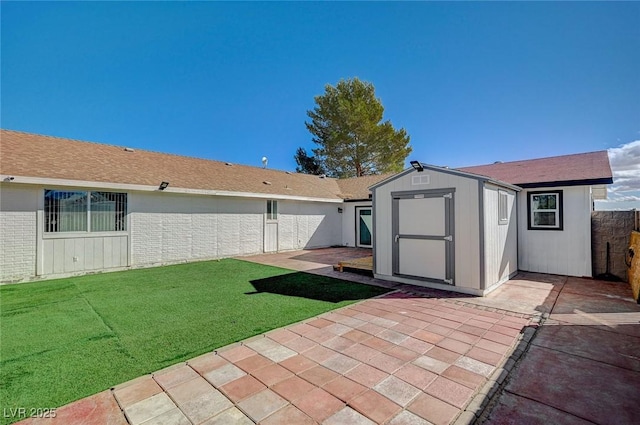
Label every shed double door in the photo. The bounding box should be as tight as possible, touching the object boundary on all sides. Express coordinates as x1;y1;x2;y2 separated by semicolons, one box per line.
392;189;455;285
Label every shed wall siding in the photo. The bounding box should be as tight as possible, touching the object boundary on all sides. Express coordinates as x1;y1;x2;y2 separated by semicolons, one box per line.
373;170;481;289
518;185;592;276
0;184;38;281
483;185;518;286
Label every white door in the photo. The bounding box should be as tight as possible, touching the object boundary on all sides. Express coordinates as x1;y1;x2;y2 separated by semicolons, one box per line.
356;207;373;248
392;190;455;285
264;200;278;252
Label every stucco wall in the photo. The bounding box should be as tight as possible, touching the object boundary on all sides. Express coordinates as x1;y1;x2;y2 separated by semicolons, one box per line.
131;193;259;265
278;201;342;251
341;201;372;248
1;184;343;282
129;192;342;267
0;184;39;281
629;231;640;302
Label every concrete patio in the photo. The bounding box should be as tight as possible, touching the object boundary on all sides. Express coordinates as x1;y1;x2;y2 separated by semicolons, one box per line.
481;277;640;425
15;248;640;425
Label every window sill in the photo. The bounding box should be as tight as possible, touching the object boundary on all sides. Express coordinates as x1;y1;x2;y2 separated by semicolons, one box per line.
43;231;129;239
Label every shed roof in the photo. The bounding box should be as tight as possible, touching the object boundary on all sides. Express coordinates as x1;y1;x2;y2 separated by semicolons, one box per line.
369;163;521;192
0;129;350;200
458;151;613;188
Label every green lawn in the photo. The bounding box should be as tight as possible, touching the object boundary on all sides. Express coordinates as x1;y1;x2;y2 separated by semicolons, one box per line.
0;259;388;424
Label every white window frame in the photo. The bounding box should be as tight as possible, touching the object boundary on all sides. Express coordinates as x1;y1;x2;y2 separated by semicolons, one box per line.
527;190;563;230
498;190;509;225
266;200;278;221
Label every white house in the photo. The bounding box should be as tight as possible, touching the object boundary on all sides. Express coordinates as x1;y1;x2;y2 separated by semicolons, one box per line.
0;130;613;293
370;152;613;295
460;152;612;278
0;130;359;282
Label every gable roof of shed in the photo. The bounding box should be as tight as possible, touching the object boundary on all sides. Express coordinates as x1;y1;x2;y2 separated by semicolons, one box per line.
0;129;349;200
369;163;521;191
458;151;613;188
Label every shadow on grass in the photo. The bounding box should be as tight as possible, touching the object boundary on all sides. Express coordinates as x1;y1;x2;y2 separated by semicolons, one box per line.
247;271;388;303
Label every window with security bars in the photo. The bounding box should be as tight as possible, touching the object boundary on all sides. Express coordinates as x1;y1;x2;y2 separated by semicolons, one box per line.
44;190;127;232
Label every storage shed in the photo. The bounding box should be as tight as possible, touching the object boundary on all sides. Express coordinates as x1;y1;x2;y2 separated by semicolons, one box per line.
370;163;520;296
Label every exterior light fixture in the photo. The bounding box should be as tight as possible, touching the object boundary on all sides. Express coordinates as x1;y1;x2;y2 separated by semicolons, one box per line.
410;161;424;172
159;181;169;190
3;176;15;182
338;207;343;213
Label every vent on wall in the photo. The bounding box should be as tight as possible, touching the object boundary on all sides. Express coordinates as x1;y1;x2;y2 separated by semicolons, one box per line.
412;175;430;185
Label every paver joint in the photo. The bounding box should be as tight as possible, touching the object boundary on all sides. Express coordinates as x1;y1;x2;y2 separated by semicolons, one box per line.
27;249;635;425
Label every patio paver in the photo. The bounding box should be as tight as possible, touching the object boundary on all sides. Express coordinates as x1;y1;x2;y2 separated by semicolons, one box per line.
292;387;343;422
324;407;376;425
219;375;266;402
167;378;233;423
260;405;315;425
112;377;162;409
202;407;253;425
374;376;421;407
236;389;287;422
25;248;598;425
124;393;176;425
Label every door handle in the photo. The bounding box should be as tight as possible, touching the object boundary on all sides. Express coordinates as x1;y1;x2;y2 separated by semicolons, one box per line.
394;235;399;243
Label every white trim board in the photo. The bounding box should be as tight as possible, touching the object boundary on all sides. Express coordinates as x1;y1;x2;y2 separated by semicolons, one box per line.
0;175;343;203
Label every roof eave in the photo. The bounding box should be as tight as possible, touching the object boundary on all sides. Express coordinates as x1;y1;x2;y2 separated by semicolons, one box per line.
516;177;614;189
370;164;522;192
0;175;344;203
343;197;372;202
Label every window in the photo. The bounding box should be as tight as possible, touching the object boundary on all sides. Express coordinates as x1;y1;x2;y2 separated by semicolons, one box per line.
91;192;128;231
266;200;278;220
527;190;563;230
411;175;430;185
44;190;127;233
498;191;509;224
45;190;88;232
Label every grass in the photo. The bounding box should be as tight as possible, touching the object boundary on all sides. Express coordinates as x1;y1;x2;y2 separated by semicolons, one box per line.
0;259;389;424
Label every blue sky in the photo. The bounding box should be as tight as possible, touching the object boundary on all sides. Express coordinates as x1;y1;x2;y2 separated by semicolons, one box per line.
2;2;639;208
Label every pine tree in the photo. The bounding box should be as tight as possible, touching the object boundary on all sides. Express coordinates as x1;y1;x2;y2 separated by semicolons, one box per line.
305;77;411;177
294;147;325;175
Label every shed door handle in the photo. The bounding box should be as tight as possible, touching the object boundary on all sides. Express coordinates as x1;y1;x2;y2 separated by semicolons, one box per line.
394;234;399;243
